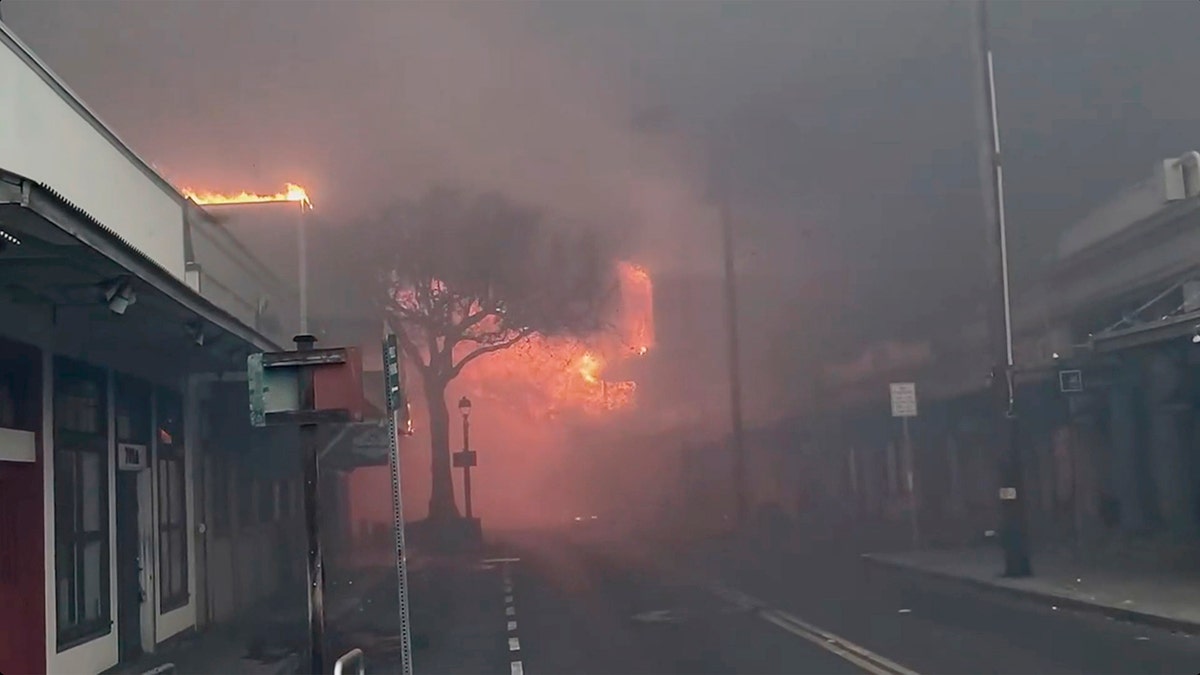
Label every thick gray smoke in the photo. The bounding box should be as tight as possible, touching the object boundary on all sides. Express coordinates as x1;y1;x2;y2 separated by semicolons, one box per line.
8;0;1200;526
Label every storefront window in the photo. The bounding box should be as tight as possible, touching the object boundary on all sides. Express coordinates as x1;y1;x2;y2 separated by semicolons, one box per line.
53;357;110;649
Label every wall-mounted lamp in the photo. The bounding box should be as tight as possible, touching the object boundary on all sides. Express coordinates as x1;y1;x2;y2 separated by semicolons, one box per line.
103;277;136;315
186;320;206;346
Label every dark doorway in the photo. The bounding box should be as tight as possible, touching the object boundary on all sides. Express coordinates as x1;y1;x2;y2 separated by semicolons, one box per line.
115;471;142;660
115;375;152;662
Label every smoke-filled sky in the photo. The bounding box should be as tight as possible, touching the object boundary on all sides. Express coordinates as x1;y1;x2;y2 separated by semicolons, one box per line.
6;0;1200;396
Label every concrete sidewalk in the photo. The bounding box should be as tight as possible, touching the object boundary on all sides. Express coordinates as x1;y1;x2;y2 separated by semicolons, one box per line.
105;629;302;675
327;554;509;675
109;567;387;675
862;544;1200;633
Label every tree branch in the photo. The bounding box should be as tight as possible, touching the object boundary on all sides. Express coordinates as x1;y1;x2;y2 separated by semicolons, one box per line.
455;305;495;336
451;328;534;378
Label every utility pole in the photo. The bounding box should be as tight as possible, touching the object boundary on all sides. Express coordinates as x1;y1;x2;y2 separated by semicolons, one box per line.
971;0;1032;577
295;334;328;673
719;181;748;528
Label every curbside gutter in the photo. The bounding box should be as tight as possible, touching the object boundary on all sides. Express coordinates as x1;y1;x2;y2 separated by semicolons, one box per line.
860;552;1200;636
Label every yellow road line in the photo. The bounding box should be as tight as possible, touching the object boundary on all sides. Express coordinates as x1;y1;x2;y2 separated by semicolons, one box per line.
760;610;900;675
710;583;920;675
765;608;920;675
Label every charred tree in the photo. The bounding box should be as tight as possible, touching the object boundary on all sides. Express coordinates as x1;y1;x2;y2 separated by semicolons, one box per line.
375;188;615;522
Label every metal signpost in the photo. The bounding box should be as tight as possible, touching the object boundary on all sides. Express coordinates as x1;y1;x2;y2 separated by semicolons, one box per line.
889;382;920;547
383;334;414;675
248;337;362;675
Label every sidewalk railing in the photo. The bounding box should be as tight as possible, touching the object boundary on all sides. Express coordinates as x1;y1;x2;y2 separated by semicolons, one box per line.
333;648;365;675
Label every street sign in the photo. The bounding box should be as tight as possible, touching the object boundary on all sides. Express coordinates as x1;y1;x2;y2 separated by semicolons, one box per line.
383;334;413;435
889;382;918;417
247;346;364;427
384;335;403;413
453;450;478;468
1058;369;1083;393
247;338;365;674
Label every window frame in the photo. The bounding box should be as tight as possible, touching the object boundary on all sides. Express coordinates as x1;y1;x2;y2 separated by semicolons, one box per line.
53;357;112;651
156;388;189;614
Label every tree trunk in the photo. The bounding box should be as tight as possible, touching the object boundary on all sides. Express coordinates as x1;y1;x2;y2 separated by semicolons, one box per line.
424;378;460;521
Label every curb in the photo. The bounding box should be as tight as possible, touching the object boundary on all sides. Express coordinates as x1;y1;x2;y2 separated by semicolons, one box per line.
860;553;1200;635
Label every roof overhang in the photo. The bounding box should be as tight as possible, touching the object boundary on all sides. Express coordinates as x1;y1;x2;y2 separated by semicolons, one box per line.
1090;308;1200;353
320;418;392;470
0;172;281;354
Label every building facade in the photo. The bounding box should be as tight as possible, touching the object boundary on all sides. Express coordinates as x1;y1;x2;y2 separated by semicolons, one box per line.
737;153;1200;553
0;21;331;674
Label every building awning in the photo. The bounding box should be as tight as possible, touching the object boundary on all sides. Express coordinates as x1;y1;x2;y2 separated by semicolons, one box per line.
0;172;280;368
1085;273;1200;353
319;418;392;471
1091;308;1200;353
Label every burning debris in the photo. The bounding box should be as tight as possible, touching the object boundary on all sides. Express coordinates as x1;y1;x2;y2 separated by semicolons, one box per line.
462;260;653;417
179;182;313;209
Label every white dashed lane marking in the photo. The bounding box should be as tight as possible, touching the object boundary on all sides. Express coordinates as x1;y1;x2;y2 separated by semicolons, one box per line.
500;558;524;674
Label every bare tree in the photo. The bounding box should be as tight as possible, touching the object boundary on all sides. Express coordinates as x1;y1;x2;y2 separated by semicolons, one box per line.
377;187;615;521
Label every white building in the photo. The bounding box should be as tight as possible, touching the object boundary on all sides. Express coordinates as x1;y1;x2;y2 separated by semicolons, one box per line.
0;21;383;675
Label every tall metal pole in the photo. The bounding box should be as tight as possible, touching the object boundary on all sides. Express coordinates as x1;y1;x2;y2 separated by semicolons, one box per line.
383;332;415;675
298;203;309;335
719;182;748;528
296;334;328;672
462;412;473;519
972;0;1032;577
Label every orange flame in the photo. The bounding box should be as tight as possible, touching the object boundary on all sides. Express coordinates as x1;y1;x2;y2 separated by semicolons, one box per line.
578;352;601;384
618;261;654;356
180;182;313;209
459;261;653;418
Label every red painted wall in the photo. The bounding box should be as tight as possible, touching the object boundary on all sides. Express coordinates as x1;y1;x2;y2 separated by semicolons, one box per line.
0;461;46;674
0;341;45;675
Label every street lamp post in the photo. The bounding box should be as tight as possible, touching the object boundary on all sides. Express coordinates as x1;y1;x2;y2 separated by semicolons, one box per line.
457;396;474;519
972;0;1032;577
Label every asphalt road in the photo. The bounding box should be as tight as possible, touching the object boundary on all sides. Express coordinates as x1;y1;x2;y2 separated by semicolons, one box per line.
480;526;1200;675
704;531;1200;675
335;525;1200;674
496;531;864;675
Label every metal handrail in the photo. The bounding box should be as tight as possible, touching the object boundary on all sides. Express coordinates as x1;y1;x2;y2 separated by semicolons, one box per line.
333;648;366;675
